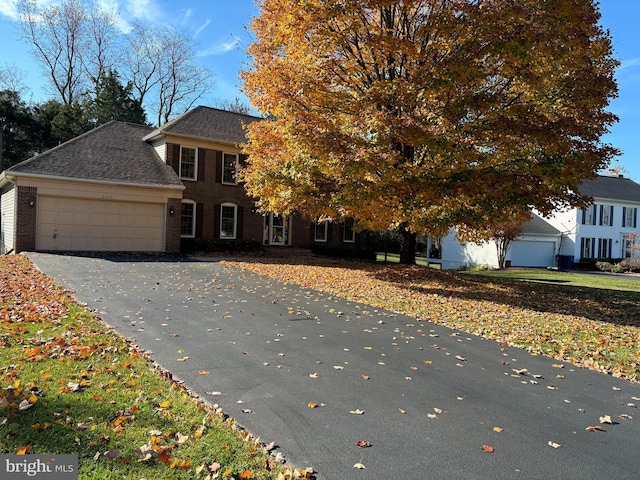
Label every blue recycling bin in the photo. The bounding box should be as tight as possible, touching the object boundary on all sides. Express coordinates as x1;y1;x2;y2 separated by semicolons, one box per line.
557;255;574;270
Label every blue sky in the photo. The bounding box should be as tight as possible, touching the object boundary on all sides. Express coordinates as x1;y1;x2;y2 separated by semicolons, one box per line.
1;0;638;181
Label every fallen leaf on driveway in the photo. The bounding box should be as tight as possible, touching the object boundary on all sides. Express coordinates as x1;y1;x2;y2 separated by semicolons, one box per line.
356;440;371;448
586;425;602;432
548;441;561;448
350;409;365;415
599;415;613;424
353;463;365;469
482;445;494;452
493;427;503;433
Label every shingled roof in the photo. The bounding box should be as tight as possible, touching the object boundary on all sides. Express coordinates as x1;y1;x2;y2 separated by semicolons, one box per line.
579;175;640;203
142;106;261;145
522;213;560;236
7;121;183;188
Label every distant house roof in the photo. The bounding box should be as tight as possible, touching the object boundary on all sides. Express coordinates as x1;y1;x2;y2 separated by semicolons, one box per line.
6;121;183;189
142;106;261;145
522;213;560;236
579;175;640;203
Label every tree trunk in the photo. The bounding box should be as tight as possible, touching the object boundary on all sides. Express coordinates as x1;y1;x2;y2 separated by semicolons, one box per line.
398;224;416;265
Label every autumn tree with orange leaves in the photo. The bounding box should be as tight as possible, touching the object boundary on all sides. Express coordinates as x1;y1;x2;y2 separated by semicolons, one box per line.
241;0;619;264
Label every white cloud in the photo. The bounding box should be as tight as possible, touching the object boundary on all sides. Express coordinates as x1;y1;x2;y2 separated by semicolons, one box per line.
0;0;18;19
126;0;160;21
198;34;240;57
194;18;210;37
618;58;640;72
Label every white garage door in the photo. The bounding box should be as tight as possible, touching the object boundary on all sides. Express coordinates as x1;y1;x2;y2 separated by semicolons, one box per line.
510;241;556;267
37;196;164;252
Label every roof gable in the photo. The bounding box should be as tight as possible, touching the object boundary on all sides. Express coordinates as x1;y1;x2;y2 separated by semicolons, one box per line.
7;121;182;188
142;106;261;145
579;175;640;203
522;213;560;236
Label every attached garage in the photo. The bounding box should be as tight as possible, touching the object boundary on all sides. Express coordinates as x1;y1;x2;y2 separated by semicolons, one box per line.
509;240;556;268
37;196;165;252
0;121;184;254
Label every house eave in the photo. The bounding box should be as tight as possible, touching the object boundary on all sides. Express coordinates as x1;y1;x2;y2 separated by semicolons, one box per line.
143;131;245;148
5;171;185;191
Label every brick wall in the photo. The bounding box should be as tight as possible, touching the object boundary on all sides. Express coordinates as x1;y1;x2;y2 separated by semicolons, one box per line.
167;142;311;247
15;186;37;252
165;198;182;252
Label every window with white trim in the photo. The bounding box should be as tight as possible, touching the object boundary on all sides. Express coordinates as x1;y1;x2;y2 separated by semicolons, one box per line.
220;203;237;239
315;221;328;242
581;205;596;225
600;205;614;226
623;207;637;228
598;238;613;258
181;201;195;237
222;153;239;184
180;146;197;180
343;218;355;243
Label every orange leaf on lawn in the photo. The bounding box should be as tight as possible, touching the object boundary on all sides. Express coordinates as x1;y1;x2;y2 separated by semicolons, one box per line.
239;470;254;479
158;450;172;464
16;446;31;455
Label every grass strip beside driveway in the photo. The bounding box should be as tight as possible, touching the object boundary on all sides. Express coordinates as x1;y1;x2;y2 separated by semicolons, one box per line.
0;255;312;480
222;258;640;382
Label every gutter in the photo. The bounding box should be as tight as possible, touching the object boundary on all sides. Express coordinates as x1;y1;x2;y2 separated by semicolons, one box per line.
5;171;185;191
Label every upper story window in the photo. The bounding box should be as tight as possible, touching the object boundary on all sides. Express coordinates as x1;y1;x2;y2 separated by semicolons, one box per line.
220;203;237;239
599;205;614;226
623;207;638;228
222;153;239;184
181;200;195;237
315;221;328;242
581;205;596;225
343;218;355;243
180;146;197;180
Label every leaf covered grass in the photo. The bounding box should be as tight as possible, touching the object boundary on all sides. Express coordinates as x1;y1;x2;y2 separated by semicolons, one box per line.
222;257;640;382
0;255;310;480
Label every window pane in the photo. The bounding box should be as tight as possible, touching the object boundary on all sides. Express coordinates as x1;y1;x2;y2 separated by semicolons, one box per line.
180;147;196;179
343;219;355;242
315;221;327;241
223;153;238;184
221;205;236;238
181;203;194;236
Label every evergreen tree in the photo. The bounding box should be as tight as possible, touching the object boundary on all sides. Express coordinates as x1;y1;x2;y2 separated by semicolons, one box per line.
0;90;39;169
88;69;147;126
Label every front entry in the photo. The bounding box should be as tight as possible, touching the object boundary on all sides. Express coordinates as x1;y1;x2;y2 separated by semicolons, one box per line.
263;214;291;246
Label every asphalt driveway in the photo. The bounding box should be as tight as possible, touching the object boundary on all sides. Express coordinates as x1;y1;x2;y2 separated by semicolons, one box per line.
27;252;640;480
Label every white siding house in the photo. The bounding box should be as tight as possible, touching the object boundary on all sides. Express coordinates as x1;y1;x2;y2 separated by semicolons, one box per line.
0;182;16;254
433;175;640;269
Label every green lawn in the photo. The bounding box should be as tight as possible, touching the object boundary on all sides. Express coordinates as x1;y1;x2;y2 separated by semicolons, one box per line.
466;267;640;292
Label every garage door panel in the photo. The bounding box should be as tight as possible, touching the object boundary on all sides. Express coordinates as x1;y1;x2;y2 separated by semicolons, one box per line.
37;196;165;252
510;241;555;267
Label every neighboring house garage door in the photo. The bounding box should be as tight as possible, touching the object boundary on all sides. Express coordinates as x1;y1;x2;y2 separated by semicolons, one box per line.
37;196;164;252
510;241;556;268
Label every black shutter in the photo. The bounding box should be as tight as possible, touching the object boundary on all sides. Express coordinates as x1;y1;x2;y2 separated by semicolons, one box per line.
195;203;204;238
608;239;612;258
592;206;597;225
213;204;221;238
580;238;585;259
599;205;603;225
171;144;180;173
592;238;596;258
635;208;638;228
197;148;206;180
237;206;244;239
215;151;223;183
623;207;627;227
327;222;334;242
597;239;602;258
609;206;614;226
239;154;248;166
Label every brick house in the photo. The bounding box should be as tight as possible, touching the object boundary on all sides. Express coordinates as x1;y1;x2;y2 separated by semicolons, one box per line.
0;107;317;254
